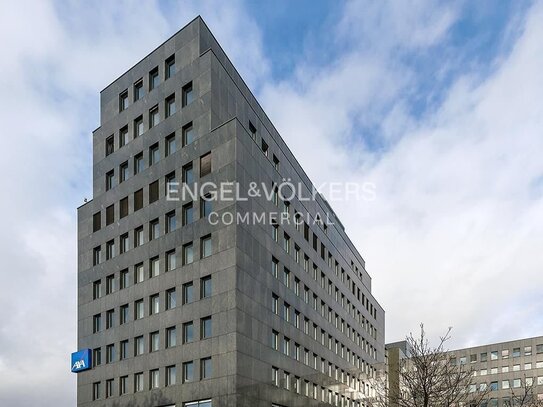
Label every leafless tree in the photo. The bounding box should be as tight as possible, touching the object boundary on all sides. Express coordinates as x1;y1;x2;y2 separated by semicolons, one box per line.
505;376;543;407
368;324;489;407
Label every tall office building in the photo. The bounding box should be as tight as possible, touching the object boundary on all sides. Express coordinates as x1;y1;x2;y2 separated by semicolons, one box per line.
76;17;384;407
386;336;543;407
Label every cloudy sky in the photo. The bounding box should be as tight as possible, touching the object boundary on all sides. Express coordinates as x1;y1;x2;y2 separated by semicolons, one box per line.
1;0;543;405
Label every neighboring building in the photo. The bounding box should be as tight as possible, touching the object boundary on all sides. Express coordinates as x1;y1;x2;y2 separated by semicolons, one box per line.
386;336;543;407
76;16;385;407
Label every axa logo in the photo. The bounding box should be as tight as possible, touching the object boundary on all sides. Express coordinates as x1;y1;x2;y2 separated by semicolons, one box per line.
72;359;86;370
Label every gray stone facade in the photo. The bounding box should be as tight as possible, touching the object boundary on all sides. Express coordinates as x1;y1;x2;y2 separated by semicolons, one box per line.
77;17;384;407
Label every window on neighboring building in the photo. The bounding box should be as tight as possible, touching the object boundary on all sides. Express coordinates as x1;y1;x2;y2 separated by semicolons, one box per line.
134;152;144;174
165;211;176;233
105;204;114;225
93;246;101;265
105;135;114;156
134;372;144;392
150;369;159;389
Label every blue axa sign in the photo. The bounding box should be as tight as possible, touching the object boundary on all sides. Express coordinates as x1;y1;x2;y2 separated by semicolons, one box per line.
71;349;91;373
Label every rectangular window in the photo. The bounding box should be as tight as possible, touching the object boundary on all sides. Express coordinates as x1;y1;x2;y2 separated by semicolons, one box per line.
166;94;176;117
166;365;176;386
134;115;144;138
149;294;160;315
200;194;212;218
150;369;159;389
183;322;194;343
134;188;143;211
249;121;257;139
201;234;212;258
134;336;144;356
134;226;144;247
120;161;128;182
166;288;176;310
135;299;144;320
182;282;194;304
134;263;144;283
200;152;211;177
165;55;175;79
118;233;128;255
273;154;280;170
149;67;159;90
92;382;101;401
105;379;113;398
93;212;101;232
92;348;101;367
182;361;194;383
513;347;521;357
93;280;102;299
119;125;128;147
119;90;128;112
106;343;114;363
119;376;127;395
134;152;143;174
165;211;176;233
183;242;194;265
149;143;159;165
201;357;212;380
105;170;114;191
134;79;143;101
182;122;195;146
182;162;194;183
182;202;194;225
106;274;115;294
106;204;114;225
201;276;212;298
134;372;143;392
149;105;159;128
165;133;176;156
93;314;101;333
149;180;159;203
120;340;128;360
105;240;115;260
201;316;212;339
150;331;159;352
166;250;176;271
261;139;269;156
149;218;159;240
182;81;193;106
166;326;177;348
120;304;129;324
150;257;160;278
105;135;114;156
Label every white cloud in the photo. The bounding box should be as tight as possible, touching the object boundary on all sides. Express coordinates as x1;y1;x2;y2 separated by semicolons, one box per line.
260;0;543;348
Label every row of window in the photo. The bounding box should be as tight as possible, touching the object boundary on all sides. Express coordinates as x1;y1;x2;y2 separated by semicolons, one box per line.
268;191;377;322
272;254;377;345
92;317;212;365
270;366;369;407
93;225;212;268
472;361;543;376
104;139;210;197
109;85;193;160
453;345;543;365
469;376;543;392
91;360;211;400
92;276;212;327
